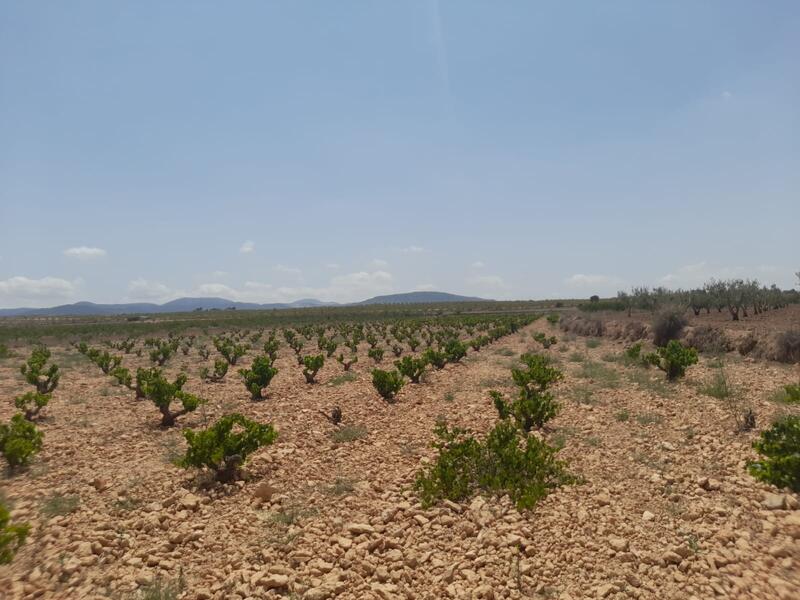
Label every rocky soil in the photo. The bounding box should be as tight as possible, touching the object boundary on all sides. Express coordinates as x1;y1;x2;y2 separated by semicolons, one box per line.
1;318;799;600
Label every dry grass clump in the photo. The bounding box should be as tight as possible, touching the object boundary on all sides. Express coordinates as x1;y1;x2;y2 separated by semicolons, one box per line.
775;330;800;363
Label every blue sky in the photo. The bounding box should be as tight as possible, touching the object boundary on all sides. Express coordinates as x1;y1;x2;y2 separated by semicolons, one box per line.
1;1;798;307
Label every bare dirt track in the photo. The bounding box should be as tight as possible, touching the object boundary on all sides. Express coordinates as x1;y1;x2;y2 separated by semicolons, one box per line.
1;318;799;600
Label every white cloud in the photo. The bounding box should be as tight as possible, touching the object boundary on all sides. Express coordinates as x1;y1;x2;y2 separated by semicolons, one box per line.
189;270;394;304
401;245;425;254
471;261;485;269
722;91;732;100
372;258;389;268
63;246;106;260
273;264;302;277
211;270;228;278
325;263;341;270
195;283;239;298
127;278;175;302
564;273;622;287
415;283;436;291
467;274;507;287
0;276;79;306
239;240;255;254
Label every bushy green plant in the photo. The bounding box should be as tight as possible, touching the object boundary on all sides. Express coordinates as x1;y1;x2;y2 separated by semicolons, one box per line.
200;359;229;383
414;421;572;510
491;353;563;432
372;369;404;401
546;313;560;325
135;367;159;399
0;501;29;564
394;355;427;383
443;339;467;363
781;383;800;404
646;340;698;380
367;347;384;364
748;415;800;492
0;414;44;468
144;371;204;427
622;342;647;366
302;354;324;384
94;350;122;375
111;367;133;389
14;392;50;421
214;337;248;365
180;413;277;482
238;355;278;400
423;348;448;370
533;332;557;349
148;339;175;366
336;352;357;371
20;346;59;394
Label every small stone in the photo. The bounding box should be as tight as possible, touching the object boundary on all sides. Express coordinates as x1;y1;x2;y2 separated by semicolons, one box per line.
768;544;793;558
642;511;656;521
254;482;277;501
609;537;629;552
179;494;201;511
596;583;617;597
662;551;683;565
763;494;787;510
344;522;375;536
258;574;289;589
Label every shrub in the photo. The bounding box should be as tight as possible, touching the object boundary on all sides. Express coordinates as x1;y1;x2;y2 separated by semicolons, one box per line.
394;355;428;383
263;337;280;361
372;369;404;402
336;353;357;371
423;348;448;370
652;310;686;347
215;338;247;366
0;414;44;468
302;354;324;384
775;330;800;363
111;367;133;388
491;353;563;432
148;340;175;366
14;392;50;421
748;415;800;492
238;355;278;400
135;367;158;399
783;384;800;404
684;325;729;354
546;314;560;325
201;359;229;383
414;421;572;510
533;332;557;349
20;346;60;394
622;342;647;366
443;339;467;363
144;371;204;427
0;501;29;564
646;341;698;380
94;351;122;375
180;413;277;483
367;347;384;364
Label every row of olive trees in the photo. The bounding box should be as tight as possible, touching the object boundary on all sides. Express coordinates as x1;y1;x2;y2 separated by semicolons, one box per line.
614;279;798;321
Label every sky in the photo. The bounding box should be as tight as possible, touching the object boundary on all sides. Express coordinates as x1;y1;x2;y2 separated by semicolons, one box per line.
1;1;798;308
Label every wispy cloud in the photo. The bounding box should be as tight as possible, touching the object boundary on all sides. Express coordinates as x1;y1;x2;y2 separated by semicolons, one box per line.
239;241;255;254
273;264;302;277
401;245;426;254
64;246;106;260
127;278;175;302
471;261;485;269
564;273;623;287
0;276;79;304
467;274;506;287
372;258;389;268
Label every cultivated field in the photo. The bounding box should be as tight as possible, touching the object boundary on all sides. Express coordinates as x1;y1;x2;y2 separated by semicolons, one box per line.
0;302;798;600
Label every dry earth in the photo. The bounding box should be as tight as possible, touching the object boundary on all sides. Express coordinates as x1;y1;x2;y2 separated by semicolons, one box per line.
1;319;799;600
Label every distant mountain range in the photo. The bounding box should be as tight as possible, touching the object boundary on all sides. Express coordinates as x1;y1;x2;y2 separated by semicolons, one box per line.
0;291;488;317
